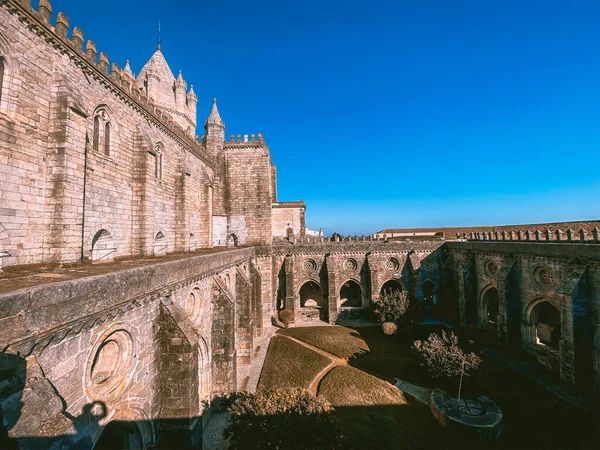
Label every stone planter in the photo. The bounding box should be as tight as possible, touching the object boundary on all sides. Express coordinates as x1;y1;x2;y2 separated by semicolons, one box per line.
430;389;502;442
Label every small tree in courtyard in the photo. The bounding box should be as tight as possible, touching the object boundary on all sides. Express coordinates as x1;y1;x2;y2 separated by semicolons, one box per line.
413;330;481;379
225;387;343;450
372;289;411;335
413;330;482;403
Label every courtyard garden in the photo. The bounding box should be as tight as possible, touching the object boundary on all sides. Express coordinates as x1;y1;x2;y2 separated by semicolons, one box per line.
254;324;598;450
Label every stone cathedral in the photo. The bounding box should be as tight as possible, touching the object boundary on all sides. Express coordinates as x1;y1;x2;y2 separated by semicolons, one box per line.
0;0;599;448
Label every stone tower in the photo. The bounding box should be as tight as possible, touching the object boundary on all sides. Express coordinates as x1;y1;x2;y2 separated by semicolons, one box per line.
135;46;197;133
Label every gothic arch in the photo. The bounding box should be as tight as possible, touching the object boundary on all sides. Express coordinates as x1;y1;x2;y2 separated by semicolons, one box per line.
86;225;117;261
298;280;323;307
523;297;562;349
479;284;499;325
227;233;238;248
379;278;405;296
99;400;155;449
339;278;363;307
153;228;168;256
91;104;119;157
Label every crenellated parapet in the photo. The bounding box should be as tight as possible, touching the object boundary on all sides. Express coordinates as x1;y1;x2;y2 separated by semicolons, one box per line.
2;0;209;164
463;227;600;244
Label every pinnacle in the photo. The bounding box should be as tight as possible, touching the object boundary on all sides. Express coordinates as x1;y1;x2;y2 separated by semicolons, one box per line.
207;98;223;126
123;60;133;78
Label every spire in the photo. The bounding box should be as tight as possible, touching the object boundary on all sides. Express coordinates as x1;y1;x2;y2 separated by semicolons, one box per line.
157;20;161;51
206;98;224;127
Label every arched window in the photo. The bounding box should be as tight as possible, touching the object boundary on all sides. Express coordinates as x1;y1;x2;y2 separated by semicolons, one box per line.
92;107;115;156
531;301;561;349
93;115;100;152
154;231;167;256
340;280;361;307
0;57;4;105
300;281;322;308
104;122;111;156
483;288;499;324
153;143;163;179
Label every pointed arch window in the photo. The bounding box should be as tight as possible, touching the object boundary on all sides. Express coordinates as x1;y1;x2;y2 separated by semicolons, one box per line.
154;143;164;179
104;122;111;156
92;107;115;157
93;115;100;152
0;57;4;105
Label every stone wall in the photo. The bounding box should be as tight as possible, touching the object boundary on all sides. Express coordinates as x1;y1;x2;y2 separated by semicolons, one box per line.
0;247;267;448
0;0;215;268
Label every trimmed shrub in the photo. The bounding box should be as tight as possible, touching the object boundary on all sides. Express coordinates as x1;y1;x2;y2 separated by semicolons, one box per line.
225;387;344;450
279;309;293;328
413;330;482;379
382;322;398;335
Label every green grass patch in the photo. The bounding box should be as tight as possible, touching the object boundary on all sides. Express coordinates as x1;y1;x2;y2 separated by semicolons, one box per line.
277;326;370;359
257;336;331;390
317;365;406;407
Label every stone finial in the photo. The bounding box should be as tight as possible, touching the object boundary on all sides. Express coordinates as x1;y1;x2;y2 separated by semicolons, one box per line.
55;12;69;39
567;228;575;242
535;230;542;241
251;134;256;141
495;231;502;241
518;231;526;241
243;134;248;142
236;134;241;142
579;229;588;242
71;26;84;52
502;231;509;240
592;228;600;242
85;40;97;62
229;134;235;142
510;231;516;241
37;0;52;23
526;230;535;241
555;229;564;241
545;229;552;241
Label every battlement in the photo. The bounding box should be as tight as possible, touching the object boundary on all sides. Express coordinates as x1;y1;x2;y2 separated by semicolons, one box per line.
463;227;600;243
4;0;208;163
224;133;268;149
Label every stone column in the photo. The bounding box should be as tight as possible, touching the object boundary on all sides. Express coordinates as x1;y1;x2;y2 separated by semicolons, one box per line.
559;293;576;390
326;256;338;324
284;256;296;323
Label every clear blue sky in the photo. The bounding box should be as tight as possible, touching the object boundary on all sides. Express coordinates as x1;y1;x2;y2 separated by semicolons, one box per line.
49;0;599;235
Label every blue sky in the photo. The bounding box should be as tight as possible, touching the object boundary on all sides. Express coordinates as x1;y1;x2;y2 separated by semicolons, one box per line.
49;0;599;234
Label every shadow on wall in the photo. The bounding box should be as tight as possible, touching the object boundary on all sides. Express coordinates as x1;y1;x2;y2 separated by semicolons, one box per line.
0;353;203;449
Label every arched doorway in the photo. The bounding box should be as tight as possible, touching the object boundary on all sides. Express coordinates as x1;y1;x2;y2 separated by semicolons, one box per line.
482;287;499;325
91;229;114;261
299;281;322;308
189;232;196;251
340;280;362;307
530;301;561;349
227;233;238;248
154;231;166;256
380;279;403;297
95;421;143;449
